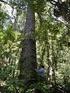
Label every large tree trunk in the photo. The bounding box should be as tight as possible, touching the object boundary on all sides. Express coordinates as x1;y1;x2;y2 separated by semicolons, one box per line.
19;5;37;81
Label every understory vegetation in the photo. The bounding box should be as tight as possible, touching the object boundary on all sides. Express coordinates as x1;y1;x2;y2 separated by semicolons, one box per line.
0;0;70;93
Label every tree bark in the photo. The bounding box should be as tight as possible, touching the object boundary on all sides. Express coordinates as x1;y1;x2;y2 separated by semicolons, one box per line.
19;5;37;82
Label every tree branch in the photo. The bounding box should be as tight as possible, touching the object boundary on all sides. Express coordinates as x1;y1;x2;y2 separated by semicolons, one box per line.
49;0;57;5
0;0;9;5
49;0;62;5
0;0;26;10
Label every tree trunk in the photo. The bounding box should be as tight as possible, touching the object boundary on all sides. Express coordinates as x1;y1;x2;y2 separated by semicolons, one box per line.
46;32;51;83
0;86;6;93
19;5;37;81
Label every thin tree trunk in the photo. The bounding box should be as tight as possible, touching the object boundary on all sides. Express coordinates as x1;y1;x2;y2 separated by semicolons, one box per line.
46;32;51;83
52;41;56;85
19;5;37;82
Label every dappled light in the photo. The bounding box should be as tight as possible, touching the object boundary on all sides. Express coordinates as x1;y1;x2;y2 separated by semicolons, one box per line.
0;0;70;93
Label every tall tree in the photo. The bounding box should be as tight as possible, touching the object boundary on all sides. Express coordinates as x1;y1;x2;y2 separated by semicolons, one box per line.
19;4;37;82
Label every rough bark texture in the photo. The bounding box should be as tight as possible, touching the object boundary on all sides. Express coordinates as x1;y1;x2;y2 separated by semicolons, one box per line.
19;5;37;81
